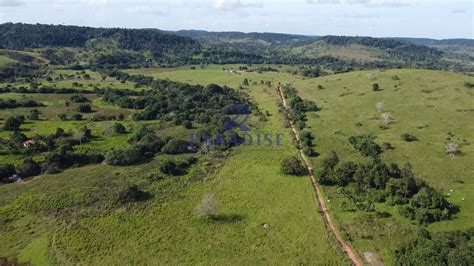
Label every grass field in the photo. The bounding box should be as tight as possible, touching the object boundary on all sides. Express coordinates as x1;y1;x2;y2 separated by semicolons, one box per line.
0;67;346;264
125;65;474;264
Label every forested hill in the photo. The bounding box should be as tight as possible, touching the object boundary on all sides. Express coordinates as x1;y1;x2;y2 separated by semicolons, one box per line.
393;38;474;47
0;23;197;52
0;23;472;72
314;35;444;61
173;30;316;45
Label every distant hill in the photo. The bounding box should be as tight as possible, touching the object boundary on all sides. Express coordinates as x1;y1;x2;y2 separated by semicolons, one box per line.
290;35;444;63
173;30;317;45
393;38;474;47
0;23;197;52
0;23;471;71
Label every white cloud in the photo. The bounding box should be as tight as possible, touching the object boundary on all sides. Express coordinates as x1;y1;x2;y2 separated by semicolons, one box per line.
126;5;166;16
214;0;262;10
0;0;24;7
306;0;341;4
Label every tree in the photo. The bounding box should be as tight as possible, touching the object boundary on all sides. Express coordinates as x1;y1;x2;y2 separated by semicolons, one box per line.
29;109;41;120
159;159;180;176
2;116;22;131
281;156;306;176
161;139;191;154
445;142;459;157
17;158;41;177
372;83;380;91
105;147;145;166
375;102;384;112
57;113;68;121
77;104;92;113
381;112;393;125
113;122;126;134
242;78;249;86
401;133;418;142
195;193;219;218
72;113;83;121
183;120;192;129
70;94;88;103
116;183;148;203
0;164;16;182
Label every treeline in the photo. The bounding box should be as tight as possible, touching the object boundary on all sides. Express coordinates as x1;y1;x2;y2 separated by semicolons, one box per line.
318;134;455;224
394;229;473;265
280;85;320;157
0;98;43;109
320;35;443;61
0;23;196;53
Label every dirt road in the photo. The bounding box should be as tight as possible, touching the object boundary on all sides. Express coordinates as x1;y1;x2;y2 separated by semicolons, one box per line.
277;86;363;266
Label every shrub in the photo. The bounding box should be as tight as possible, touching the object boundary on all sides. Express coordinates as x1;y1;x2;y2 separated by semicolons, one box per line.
183;120;192;129
17;158;41;177
113;123;126;134
72;113;83;120
281;156;306;176
372;83;380;91
105;147;145;166
445;142;459;156
116;184;149;203
349;135;382;157
57;113;68;121
401;133;418;142
2;116;22;131
322;151;339;169
195;193;219;218
159;159;181;176
0;164;16;182
162;139;191;154
70;94;89;103
29;109;41;120
77;104;92;113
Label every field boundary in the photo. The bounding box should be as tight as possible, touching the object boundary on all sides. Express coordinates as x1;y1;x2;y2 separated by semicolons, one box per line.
276;86;363;266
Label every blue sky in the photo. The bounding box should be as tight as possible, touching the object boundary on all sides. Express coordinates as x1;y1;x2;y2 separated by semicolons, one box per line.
0;0;472;39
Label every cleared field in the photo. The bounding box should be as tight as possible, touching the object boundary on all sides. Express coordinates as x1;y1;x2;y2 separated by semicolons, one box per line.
129;66;474;264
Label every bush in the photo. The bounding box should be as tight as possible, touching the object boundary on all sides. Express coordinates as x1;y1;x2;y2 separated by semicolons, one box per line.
77;104;92;113
183;120;193;129
161;139;191;154
72;113;83;120
105;147;145;166
2;116;22;131
116;184;149;203
17;158;41;177
0;164;16;182
70;94;89;103
57;113;68;121
349;135;382;157
281;156;306;176
401;133;418;142
195;193;219;218
113;123;126;134
159;159;181;176
372;83;380;91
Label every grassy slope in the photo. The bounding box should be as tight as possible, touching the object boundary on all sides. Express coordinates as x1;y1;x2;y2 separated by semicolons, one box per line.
0;69;344;264
292;69;474;263
290;41;386;62
130;66;474;264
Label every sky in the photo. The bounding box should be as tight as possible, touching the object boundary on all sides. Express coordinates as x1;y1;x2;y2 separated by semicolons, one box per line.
0;0;472;39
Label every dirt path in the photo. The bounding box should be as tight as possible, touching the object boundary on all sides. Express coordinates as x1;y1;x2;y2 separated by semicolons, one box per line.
277;86;363;266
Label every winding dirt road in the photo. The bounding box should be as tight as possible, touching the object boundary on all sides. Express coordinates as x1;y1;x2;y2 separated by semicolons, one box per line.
277;86;363;266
